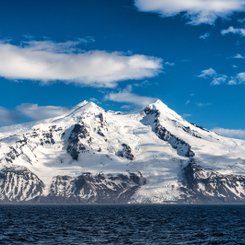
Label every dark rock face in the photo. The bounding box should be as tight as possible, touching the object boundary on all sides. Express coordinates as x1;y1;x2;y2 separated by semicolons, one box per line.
5;137;28;163
0;165;145;203
66;123;89;160
182;126;201;139
5;147;20;163
73;172;145;203
31;126;60;146
181;158;245;203
97;113;105;127
4;125;63;163
0;166;44;202
190;123;209;132
49;175;73;197
143;107;195;158
41;172;146;203
116;144;134;160
155;125;195;157
40;132;55;145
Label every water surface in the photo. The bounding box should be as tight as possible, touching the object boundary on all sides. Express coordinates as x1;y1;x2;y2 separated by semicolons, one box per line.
0;205;244;244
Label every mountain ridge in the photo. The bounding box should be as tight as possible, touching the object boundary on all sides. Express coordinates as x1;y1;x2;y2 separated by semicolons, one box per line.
0;99;244;203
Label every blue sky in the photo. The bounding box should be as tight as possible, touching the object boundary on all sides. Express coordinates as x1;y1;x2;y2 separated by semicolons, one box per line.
0;0;244;138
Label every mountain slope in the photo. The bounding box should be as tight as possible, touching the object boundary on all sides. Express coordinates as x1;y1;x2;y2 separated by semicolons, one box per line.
0;100;244;203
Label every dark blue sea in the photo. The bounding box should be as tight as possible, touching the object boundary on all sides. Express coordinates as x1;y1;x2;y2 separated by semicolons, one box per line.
0;205;244;244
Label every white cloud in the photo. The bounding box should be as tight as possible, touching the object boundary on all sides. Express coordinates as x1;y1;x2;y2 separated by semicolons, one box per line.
200;32;210;40
198;68;245;85
233;53;245;59
198;68;227;85
221;26;245;36
16;103;69;120
134;0;245;25
227;79;236;85
0;41;162;88
213;128;245;139
104;88;156;107
211;74;228;85
237;72;245;82
198;68;217;78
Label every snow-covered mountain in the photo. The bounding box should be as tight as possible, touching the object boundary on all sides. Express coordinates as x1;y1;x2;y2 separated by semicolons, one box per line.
0;100;244;203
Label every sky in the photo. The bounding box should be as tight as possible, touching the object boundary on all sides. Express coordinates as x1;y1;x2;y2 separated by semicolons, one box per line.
0;0;244;139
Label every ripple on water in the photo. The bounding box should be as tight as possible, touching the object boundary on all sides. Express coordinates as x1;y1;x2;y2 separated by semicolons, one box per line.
0;205;244;244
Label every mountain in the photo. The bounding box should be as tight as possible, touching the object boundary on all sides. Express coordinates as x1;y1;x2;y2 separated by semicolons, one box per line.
0;100;244;203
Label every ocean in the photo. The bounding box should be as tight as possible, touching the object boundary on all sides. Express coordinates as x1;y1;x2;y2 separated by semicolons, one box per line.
0;205;244;244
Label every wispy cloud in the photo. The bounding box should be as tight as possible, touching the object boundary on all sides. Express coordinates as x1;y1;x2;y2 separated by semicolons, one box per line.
200;33;210;40
198;68;217;78
213;128;245;139
196;102;212;107
165;61;175;66
104;87;156;107
185;93;212;108
232;53;245;59
198;68;245;85
221;26;245;37
0;107;18;126
0;103;69;126
182;113;192;118
16;103;69;120
238;18;245;23
198;68;227;85
134;0;245;25
0;40;162;88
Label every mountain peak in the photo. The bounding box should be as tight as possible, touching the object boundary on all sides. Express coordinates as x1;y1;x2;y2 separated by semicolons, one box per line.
146;99;174;114
73;100;89;108
149;99;169;109
67;100;104;118
145;99;183;121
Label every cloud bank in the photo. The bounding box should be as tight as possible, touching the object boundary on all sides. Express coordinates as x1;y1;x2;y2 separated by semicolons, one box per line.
105;87;156;107
0;41;162;88
0;103;69;126
213;128;245;139
134;0;245;25
0;107;17;126
16;103;69;120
